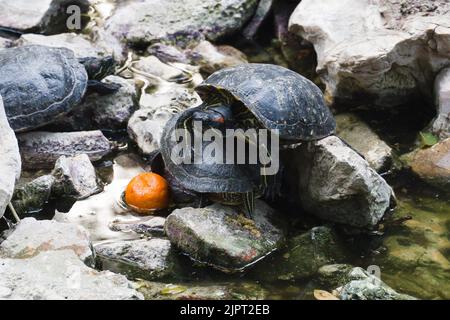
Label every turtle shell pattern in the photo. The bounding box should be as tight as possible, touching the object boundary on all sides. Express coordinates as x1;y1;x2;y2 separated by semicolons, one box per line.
0;45;88;132
196;63;336;141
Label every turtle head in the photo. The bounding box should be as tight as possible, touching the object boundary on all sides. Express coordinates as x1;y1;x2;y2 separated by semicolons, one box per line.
79;56;116;81
192;104;234;130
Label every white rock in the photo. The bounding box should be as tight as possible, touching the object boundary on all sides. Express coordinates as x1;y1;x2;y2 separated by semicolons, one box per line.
336;113;393;172
295;136;394;228
289;0;450;107
432;68;450;139
0;250;143;300
0;218;94;264
0;0;90;34
51;154;101;200
0;95;21;219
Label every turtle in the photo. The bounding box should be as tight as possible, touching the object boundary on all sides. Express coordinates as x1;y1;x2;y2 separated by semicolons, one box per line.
160;63;336;217
0;45;119;132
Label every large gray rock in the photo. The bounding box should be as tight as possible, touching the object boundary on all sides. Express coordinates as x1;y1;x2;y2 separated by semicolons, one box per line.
295;136;394;229
165;200;284;272
95;238;178;280
0;250;143;300
289;0;450;107
0;218;94;265
0;0;90;34
432;68;450;139
336;267;417;300
51;154;101;200
252;226;348;281
12;175;55;215
104;0;258;47
0;96;21;219
18;130;112;169
336;113;393;172
16;33;112;58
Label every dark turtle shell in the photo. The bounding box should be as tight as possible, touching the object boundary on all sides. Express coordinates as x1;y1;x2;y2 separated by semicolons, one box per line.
0;45;88;132
160;106;261;193
196;63;336;141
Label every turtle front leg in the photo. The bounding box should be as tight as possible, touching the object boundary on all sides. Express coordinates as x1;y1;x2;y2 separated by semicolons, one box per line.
87;80;121;95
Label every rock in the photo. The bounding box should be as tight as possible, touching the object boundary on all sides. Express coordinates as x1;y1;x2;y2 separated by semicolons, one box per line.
104;0;258;47
336;113;393;172
133;56;192;83
295;136;394;229
16;33;110;58
0;95;21;219
95;238;177;280
18;130;112;169
0;37;11;49
0;0;90;34
0;217;94;265
137;280;268;300
51;154;101;200
403;138;450;191
289;0;450;107
432;68;450;139
317;264;355;289
242;0;274;40
252;226;348;281
187;41;248;75
128;87;199;155
12;175;55;215
165;200;284;272
147;43;190;64
109;216;166;237
337;267;417;300
0;250;143;300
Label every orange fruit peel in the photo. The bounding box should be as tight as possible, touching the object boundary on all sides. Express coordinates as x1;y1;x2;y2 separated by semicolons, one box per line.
125;173;169;213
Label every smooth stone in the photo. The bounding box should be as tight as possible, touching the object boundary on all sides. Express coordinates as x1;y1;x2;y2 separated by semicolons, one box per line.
337;267;417;300
294;136;394;229
0;250;143;300
137;280;268;300
147;43;190;64
108;216;166;237
0;217;94;265
431;68;450;139
104;0;258;46
403;138;450;191
316;264;355;289
252;226;348;281
51;154;101;200
165;200;284;272
289;0;450;107
336;113;393;172
0;95;21;219
12;175;55;215
95;238;178;280
0;0;90;34
18;130;112;169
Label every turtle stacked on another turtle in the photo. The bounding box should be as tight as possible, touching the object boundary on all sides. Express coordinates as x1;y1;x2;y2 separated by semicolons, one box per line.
0;45;119;132
157;63;336;217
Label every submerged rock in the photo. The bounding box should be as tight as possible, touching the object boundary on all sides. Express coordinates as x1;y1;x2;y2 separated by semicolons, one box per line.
0;250;143;300
0;217;94;265
295;136;394;229
12;175;55;215
109;216;166;237
104;0;258;47
432;68;450;139
336;267;417;300
18;130;112;169
336;113;393;172
0;96;21;219
0;0;90;34
252;226;348;281
51;154;101;200
403;138;450;191
95;238;177;281
137;280;268;300
317;264;355;289
165;200;284;272
289;0;450;107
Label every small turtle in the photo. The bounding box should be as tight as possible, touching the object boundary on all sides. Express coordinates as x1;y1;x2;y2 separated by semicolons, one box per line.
0;45;119;132
160;64;335;217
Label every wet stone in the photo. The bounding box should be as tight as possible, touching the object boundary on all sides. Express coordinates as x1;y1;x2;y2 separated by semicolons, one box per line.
12;175;55;215
108;216;166;237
